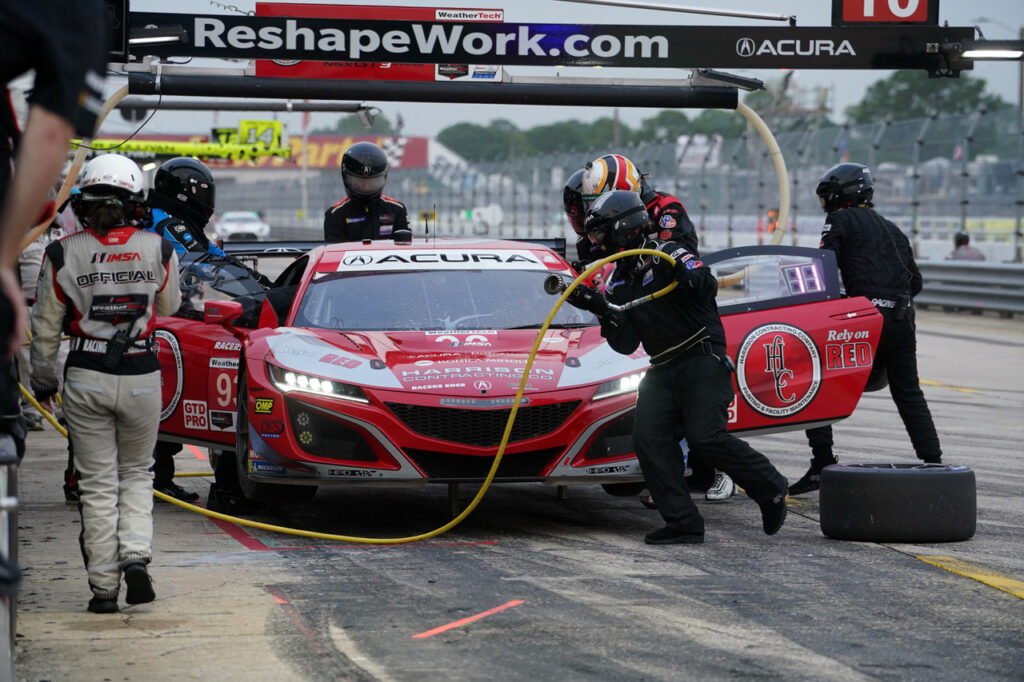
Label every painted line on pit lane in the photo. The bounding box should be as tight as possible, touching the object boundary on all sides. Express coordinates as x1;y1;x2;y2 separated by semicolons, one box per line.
916;555;1024;600
187;444;207;460
208;517;497;551
919;379;980;394
412;600;525;639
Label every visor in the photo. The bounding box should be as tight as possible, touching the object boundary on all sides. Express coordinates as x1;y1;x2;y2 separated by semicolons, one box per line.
344;171;387;197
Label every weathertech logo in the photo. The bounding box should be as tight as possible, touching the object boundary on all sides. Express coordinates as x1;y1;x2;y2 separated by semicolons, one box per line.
435;9;504;22
736;323;821;418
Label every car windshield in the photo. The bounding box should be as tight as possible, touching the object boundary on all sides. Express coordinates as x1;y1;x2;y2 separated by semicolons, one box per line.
294;269;597;331
178;252;266;301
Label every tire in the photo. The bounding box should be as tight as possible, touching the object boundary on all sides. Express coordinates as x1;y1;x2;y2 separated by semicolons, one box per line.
236;373;317;503
820;463;976;543
601;482;646;497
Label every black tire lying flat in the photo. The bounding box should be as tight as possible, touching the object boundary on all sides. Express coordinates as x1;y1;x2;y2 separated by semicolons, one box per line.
820;463;976;543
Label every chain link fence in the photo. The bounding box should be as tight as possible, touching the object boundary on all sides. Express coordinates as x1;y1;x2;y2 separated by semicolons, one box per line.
218;107;1024;261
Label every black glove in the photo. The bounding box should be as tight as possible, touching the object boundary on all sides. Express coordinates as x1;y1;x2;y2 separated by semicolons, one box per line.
671;252;701;284
567;284;610;316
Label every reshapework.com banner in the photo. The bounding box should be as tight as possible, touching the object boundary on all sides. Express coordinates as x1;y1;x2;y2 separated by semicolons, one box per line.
129;13;971;70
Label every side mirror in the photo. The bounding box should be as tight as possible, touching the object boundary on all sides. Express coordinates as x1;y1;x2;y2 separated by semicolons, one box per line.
393;229;413;245
204;300;244;326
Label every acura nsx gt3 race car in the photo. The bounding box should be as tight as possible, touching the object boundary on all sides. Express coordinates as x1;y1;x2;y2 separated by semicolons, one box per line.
154;238;882;502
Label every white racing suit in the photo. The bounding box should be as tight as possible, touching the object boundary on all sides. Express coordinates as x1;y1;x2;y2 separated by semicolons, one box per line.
30;226;180;599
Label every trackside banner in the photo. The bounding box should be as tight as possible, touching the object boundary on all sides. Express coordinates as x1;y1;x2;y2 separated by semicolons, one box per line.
129;13;973;69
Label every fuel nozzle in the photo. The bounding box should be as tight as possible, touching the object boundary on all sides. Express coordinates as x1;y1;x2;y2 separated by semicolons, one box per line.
544;274;568;296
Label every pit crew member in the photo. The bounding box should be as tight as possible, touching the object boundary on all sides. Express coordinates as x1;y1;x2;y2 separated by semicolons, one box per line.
30;154;180;613
947;231;985;261
566;190;788;544
324;142;409;243
791;163;942;495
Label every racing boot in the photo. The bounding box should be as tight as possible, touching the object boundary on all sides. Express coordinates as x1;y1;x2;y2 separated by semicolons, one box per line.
124;563;155;605
704;471;736;502
788;450;838;496
759;490;787;536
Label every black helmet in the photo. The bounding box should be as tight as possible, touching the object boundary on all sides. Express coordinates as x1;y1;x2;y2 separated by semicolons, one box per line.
341;142;389;200
954;231;970;247
563;168;586;235
152;157;216;225
816;162;873;212
584;190;650;252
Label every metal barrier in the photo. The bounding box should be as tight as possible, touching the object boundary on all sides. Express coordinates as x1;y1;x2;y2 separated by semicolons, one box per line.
916;261;1024;317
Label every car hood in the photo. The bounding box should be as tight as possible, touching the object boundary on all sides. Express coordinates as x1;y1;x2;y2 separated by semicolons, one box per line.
263;327;650;396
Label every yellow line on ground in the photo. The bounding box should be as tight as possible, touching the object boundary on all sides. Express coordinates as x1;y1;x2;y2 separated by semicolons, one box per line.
920;379;980;394
916;555;1024;600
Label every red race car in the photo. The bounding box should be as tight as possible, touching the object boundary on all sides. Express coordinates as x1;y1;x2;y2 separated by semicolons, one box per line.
154;239;881;502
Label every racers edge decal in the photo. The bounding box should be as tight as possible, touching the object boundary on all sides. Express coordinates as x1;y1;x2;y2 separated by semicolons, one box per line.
736;323;821;419
155;330;183;422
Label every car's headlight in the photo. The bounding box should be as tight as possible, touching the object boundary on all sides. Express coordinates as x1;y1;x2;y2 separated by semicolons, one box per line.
267;364;369;403
592;370;646;401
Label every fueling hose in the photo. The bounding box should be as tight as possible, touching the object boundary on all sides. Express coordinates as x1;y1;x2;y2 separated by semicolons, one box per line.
20;248;677;543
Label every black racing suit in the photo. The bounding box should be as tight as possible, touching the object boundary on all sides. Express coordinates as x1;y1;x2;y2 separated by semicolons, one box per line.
323;195;409;242
805;206;941;463
595;238;787;532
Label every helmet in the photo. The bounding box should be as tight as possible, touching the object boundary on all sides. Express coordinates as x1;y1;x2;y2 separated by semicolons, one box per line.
341;142;389;200
584;190;650;252
954;231;970;247
816;163;873;212
581;154;641;206
79;154;144;203
152;157;216;224
563;168;587;235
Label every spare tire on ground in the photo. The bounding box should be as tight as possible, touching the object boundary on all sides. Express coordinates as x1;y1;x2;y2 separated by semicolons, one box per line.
819;463;976;543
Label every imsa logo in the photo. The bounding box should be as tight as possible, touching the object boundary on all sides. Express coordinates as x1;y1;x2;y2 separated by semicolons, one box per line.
736;323;821;418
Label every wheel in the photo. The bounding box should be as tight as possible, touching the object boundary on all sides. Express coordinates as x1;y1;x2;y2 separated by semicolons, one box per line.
601;482;646;497
236;373;317;503
820;463;976;543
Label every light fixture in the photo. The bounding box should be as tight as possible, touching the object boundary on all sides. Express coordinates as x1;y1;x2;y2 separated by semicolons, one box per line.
592;370;646;401
951;39;1024;61
141;162;158;171
267;364;369;403
129;24;188;46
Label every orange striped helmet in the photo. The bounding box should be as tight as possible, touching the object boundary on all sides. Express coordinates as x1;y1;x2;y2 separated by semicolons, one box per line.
581;154;641;206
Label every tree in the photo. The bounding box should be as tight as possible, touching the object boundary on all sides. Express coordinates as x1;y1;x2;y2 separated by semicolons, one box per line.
690;110;746;139
844;71;1010;124
437;120;517;161
633;110;691;143
312;112;396;135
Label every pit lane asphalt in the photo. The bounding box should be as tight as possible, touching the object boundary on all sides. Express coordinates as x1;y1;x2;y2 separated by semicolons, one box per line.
13;308;1024;681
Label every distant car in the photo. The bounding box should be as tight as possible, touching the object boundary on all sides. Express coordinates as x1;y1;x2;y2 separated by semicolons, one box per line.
153;239;883;505
214;211;271;241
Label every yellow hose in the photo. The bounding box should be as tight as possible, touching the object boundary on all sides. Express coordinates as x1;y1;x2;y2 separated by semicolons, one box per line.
23;247;677;543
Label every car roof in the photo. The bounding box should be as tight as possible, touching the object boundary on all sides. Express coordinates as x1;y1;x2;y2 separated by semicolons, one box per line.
221;211;261;219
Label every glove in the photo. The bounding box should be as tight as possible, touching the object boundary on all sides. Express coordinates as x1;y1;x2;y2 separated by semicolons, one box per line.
30;372;59;404
566;284;610;316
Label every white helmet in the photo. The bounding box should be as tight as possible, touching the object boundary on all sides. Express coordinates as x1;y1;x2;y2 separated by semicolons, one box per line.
79;154;144;201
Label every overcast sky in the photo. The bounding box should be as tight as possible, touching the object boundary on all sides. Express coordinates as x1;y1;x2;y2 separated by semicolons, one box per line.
118;0;1024;138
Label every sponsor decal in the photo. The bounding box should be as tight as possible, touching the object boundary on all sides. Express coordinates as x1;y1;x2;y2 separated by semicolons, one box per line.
587;465;631;475
727;395;738;423
400;366;555;383
685;260;702;270
437;63;470;79
871;298;896;309
183;400;209;430
736;323;821;418
209;410;235;432
659;214;676;229
327;468;377;477
434;334;491;348
260;419;285;438
91;252;141;263
473;380;492;391
736;37;856;57
155;330;183;422
215;340;242;351
337;249;542;271
435;9;504;21
250;461;287;475
825;343;872;370
89;294;148;326
254;397;275;414
210;357;240;370
319;353;361;368
471;65;499;78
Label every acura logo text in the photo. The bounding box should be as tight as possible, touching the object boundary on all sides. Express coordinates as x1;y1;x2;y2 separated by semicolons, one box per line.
736;37;856;57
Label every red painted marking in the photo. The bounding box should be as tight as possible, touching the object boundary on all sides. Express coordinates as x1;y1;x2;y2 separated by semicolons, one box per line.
209;518;272;551
187;444;207;460
412;600;524;639
273;594;288;605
